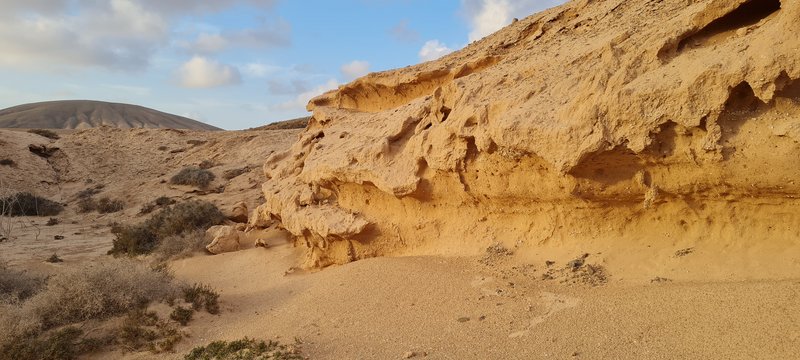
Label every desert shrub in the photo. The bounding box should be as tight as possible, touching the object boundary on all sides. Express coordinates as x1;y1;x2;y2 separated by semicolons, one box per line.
170;307;193;326
95;198;124;213
27;129;60;140
153;229;208;263
45;254;63;263
76;198;94;213
45;218;59;226
20;259;177;330
157;145;169;151
0;326;105;360
77;197;124;214
0;159;15;167
0;264;45;304
170;167;215;188
155;196;175;206
184;338;303;360
117;310;182;353
110;201;224;256
183;284;220;315
140;196;176;215
0;193;63;217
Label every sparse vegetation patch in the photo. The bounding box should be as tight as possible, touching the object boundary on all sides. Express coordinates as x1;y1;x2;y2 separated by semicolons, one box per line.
110;200;224;256
184;338;303;360
76;197;124;214
171;167;215;188
0;192;63;217
183;284;220;315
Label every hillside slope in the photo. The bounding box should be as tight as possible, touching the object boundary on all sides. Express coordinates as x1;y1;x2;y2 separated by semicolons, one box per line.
0;100;221;130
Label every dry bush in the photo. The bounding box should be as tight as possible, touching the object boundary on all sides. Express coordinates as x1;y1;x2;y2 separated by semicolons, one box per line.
139;196;176;215
0;326;106;360
0;159;15;167
152;229;208;263
77;197;124;214
0;263;45;304
0;260;179;359
95;198;124;213
27;129;60;140
0;192;63;217
170;167;215;188
110;201;224;256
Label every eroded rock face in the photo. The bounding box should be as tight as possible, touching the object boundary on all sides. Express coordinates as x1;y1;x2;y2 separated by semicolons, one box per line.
258;0;800;268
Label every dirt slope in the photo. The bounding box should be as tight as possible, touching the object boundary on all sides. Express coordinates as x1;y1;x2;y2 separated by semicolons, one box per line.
0;127;300;268
255;0;800;279
0;100;221;130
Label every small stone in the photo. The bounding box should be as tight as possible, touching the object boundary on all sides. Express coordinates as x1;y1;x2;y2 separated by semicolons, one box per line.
54;235;65;240
457;317;470;323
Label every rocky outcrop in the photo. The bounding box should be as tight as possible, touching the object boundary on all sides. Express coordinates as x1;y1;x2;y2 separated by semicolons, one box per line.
256;0;800;269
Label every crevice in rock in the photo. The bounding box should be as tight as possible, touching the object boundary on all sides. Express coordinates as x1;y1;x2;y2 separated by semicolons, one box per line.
658;0;780;61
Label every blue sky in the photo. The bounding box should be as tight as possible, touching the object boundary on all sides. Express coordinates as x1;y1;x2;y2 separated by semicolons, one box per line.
0;0;564;130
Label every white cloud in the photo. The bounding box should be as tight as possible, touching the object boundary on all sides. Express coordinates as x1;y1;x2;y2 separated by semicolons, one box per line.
418;40;453;62
243;62;282;77
0;0;286;71
183;20;291;54
462;0;565;41
340;60;371;80
0;0;168;70
268;78;309;95
177;56;242;89
276;79;339;111
189;33;228;54
390;20;419;43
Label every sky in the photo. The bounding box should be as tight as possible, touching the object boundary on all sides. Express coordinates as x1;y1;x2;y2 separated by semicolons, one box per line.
0;0;565;130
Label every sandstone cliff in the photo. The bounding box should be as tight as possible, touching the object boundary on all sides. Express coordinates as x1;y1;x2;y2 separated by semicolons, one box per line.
256;0;800;276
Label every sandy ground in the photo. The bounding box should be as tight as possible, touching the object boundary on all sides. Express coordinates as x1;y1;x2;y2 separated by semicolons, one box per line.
155;245;799;359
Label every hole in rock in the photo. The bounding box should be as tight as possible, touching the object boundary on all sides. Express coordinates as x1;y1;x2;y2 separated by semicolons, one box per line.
677;0;780;52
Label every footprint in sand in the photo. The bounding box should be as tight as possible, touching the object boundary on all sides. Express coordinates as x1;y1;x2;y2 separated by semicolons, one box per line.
508;292;580;338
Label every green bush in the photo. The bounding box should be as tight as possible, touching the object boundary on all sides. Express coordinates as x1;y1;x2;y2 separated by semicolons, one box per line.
183;284;220;315
170;307;193;326
184;338;303;360
27;129;60;140
0;193;63;217
117;310;182;353
170;167;215;188
110;201;224;256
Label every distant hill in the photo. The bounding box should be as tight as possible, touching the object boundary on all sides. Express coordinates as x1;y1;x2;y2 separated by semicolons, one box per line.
250;117;309;131
0;100;222;131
